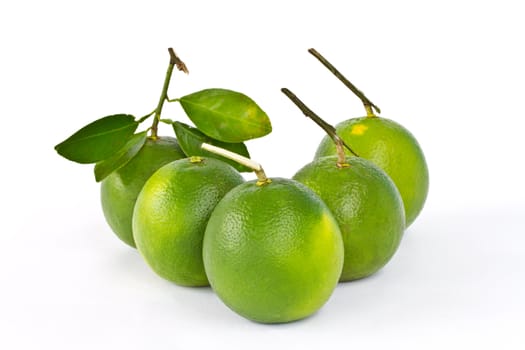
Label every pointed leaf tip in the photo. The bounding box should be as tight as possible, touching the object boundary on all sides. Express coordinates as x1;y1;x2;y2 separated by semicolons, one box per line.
55;114;138;164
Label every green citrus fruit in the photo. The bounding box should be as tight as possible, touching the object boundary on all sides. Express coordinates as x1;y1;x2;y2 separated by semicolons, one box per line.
315;117;429;227
132;157;244;286
293;156;405;281
203;178;344;323
100;136;185;247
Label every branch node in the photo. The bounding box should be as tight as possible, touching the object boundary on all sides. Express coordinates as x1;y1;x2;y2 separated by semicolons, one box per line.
168;47;189;74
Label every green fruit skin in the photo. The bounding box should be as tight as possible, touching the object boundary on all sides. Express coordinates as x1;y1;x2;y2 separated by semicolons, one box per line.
294;156;405;281
133;158;244;286
315;117;429;227
100;137;185;248
203;178;344;323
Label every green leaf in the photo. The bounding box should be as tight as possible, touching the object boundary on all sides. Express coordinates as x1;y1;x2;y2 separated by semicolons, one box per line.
179;88;272;143
94;131;148;182
173;122;251;172
55;114;138;163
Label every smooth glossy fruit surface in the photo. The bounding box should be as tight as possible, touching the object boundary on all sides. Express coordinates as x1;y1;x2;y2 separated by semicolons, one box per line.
294;156;405;281
133;157;244;286
100;137;185;247
315;117;428;227
203;178;343;323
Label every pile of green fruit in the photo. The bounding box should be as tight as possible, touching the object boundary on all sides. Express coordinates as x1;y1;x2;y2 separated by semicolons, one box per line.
55;48;428;324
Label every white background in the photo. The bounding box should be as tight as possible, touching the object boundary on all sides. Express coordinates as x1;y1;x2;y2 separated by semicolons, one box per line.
1;1;524;349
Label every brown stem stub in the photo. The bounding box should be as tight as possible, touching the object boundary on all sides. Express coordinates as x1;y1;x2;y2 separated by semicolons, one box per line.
281;88;359;158
308;48;380;115
168;47;189;74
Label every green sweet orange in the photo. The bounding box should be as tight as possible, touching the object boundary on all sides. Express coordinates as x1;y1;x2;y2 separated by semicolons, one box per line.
203;178;344;323
132;157;244;286
100;136;185;247
294;156;405;281
315;117;429;227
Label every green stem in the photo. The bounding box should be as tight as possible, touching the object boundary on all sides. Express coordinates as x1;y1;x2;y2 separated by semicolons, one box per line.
137;110;156;123
308;48;381;117
201;143;271;186
281;88;358;166
150;48;188;139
